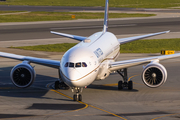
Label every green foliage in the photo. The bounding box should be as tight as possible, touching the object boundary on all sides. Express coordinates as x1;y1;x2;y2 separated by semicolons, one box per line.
0;0;180;8
11;43;77;52
0;11;155;22
11;38;180;53
0;11;24;13
121;38;180;53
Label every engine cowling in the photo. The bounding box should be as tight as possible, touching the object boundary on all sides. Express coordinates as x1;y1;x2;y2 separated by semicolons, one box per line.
10;62;36;88
142;63;167;88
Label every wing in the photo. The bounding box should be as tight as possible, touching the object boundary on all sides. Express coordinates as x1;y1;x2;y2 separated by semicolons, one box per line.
0;52;60;69
118;31;170;44
109;53;180;72
50;31;87;41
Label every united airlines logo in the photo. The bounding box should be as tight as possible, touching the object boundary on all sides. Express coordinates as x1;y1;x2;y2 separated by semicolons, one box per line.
94;48;103;58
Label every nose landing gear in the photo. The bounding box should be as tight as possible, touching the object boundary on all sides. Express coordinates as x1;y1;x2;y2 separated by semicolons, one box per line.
117;68;133;90
72;87;83;101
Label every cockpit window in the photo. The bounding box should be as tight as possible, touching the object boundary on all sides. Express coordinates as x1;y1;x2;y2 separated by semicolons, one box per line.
82;62;87;67
75;62;81;67
65;62;68;67
65;62;87;68
69;62;74;67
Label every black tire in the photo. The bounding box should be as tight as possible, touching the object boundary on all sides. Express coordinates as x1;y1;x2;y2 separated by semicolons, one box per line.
59;82;70;90
73;95;77;101
118;81;123;90
54;81;60;89
78;94;82;101
128;81;133;90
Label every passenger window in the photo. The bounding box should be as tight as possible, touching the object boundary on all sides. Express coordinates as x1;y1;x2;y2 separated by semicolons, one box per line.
82;62;87;67
76;62;81;67
65;62;68;67
69;62;74;67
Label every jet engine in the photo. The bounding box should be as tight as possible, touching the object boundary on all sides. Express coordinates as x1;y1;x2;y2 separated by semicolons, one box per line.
10;62;36;88
142;63;167;88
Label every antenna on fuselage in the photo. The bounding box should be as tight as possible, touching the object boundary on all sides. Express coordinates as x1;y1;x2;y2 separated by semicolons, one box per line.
103;0;109;33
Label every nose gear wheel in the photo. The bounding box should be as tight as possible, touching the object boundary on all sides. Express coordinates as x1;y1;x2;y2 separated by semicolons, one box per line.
72;87;83;101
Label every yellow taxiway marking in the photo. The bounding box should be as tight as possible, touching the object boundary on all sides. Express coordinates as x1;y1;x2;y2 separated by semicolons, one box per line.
103;83;118;86
89;105;127;120
128;74;140;81
51;89;89;112
51;89;127;119
47;74;143;120
50;89;127;120
151;113;180;120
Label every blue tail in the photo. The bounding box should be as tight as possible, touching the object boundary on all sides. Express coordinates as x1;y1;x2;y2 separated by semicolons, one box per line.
103;0;109;33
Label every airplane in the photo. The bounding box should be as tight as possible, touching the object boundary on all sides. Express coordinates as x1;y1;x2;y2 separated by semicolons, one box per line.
1;0;180;101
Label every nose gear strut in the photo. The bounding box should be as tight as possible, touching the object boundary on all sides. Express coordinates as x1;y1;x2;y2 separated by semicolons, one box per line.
72;87;83;101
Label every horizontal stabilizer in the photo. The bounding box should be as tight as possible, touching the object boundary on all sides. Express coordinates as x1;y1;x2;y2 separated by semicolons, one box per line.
51;31;87;41
118;31;170;44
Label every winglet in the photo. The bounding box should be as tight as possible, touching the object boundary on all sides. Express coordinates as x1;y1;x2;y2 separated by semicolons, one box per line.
103;0;109;33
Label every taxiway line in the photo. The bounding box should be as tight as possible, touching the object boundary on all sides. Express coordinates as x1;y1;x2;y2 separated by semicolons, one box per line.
88;105;127;120
51;89;127;119
48;84;127;119
151;113;180;120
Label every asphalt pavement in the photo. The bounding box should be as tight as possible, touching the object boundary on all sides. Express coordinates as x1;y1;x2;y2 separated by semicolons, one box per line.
0;53;180;120
0;6;180;120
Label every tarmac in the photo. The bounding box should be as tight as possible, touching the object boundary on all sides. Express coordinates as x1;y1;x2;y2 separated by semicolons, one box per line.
0;8;180;120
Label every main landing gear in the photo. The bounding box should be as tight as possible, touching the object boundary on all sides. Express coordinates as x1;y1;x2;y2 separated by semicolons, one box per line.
117;68;133;90
54;80;69;90
72;87;83;101
54;80;83;101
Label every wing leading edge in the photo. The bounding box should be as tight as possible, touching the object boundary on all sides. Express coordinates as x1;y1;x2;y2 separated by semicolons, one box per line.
118;31;170;44
0;52;60;69
50;31;87;41
109;53;180;72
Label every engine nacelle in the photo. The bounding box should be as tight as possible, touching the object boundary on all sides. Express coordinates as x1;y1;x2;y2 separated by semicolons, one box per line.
10;62;36;88
142;63;167;88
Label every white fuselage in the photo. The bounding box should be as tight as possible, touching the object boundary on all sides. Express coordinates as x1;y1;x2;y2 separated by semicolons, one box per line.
60;32;120;87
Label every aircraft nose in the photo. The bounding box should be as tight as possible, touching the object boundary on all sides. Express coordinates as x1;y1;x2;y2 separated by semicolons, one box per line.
66;69;82;81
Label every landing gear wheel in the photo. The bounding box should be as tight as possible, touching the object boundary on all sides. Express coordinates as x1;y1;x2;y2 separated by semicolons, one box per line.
78;94;82;101
73;95;77;101
73;94;82;101
118;81;123;90
54;81;60;89
72;87;83;102
59;82;69;90
54;81;69;90
128;81;133;90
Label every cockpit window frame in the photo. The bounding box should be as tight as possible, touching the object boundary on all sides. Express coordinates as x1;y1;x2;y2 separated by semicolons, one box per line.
64;62;69;67
75;62;81;67
65;62;87;68
69;62;74;67
82;62;87;67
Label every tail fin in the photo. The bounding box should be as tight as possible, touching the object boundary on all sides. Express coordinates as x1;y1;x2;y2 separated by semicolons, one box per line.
103;0;109;33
